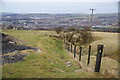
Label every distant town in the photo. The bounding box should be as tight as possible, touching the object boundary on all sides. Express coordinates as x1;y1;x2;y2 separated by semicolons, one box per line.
1;13;118;31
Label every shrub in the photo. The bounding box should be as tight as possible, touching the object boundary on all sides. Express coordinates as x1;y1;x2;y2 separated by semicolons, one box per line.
67;28;76;32
55;27;64;34
63;27;92;45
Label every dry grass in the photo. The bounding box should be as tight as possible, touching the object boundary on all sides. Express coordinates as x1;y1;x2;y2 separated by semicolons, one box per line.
2;30;119;78
67;32;119;78
70;52;118;78
91;32;118;60
75;32;118;61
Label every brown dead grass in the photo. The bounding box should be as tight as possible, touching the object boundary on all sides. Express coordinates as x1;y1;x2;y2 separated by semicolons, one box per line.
74;32;118;61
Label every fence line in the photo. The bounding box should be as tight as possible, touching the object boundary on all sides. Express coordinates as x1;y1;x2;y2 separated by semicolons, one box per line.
64;40;103;72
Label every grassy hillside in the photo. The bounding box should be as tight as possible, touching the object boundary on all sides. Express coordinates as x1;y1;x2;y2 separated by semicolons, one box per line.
73;32;118;61
2;30;91;78
2;30;118;78
85;32;118;61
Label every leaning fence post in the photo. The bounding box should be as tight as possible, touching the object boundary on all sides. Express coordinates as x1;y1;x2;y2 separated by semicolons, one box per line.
95;44;103;72
71;44;72;53
74;45;76;58
79;47;82;61
87;45;91;66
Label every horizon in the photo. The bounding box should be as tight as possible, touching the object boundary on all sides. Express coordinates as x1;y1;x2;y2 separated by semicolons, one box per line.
2;12;118;15
2;2;118;14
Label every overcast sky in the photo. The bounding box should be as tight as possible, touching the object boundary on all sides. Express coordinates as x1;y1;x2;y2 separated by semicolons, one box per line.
2;0;119;2
1;0;118;14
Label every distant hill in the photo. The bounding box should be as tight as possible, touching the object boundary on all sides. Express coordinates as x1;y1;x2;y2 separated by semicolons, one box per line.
2;12;118;17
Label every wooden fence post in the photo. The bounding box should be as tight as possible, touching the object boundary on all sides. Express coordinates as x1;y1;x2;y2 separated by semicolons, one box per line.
64;40;65;47
67;43;68;51
64;39;65;44
65;42;66;49
68;44;70;52
87;45;91;66
95;44;103;72
74;45;76;58
79;47;82;61
71;44;72;53
65;43;67;50
64;36;65;43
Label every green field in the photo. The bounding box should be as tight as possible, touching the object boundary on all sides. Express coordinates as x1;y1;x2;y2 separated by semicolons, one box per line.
2;30;118;78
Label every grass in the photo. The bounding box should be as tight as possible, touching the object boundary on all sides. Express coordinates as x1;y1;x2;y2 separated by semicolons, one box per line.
2;30;118;78
74;32;118;61
75;54;118;77
2;30;91;78
90;32;118;60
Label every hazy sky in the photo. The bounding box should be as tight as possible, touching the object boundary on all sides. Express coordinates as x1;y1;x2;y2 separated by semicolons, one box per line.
1;0;118;14
2;0;119;2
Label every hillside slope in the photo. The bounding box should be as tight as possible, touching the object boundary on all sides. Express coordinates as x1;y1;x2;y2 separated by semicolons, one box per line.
2;30;118;78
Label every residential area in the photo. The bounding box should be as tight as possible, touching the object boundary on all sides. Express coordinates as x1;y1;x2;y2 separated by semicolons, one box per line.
1;13;118;30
